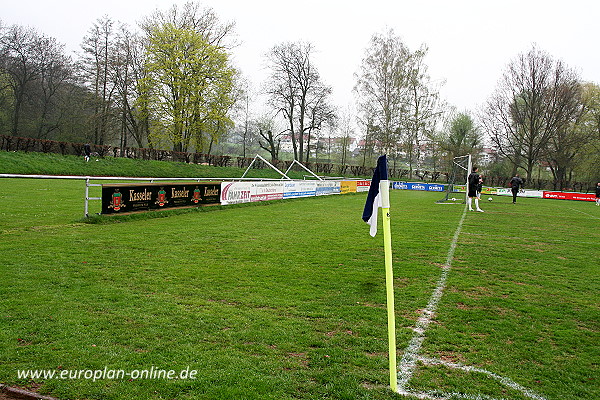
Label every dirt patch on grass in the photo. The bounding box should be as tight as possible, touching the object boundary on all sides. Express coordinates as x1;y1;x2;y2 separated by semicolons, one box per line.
0;384;59;400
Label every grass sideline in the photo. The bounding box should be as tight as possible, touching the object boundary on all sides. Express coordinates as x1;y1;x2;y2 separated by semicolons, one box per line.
0;177;599;399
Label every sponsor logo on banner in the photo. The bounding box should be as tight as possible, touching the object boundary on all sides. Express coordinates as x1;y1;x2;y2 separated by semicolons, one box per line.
102;183;220;214
497;188;543;198
156;187;169;207
251;182;284;201
356;180;371;192
392;182;408;190
480;187;497;195
391;182;445;192
543;191;596;201
108;189;126;211
284;181;317;198
220;182;252;205
340;181;358;194
427;184;444;192
316;181;341;196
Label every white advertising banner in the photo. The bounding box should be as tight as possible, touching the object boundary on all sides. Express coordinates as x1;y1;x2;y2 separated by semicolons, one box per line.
496;188;543;198
283;181;317;198
356;180;371;192
251;182;284;202
220;182;253;205
316;181;341;196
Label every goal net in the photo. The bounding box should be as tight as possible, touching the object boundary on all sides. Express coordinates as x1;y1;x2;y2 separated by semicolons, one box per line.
436;155;471;204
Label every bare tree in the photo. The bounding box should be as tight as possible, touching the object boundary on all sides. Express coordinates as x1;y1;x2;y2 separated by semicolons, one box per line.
256;116;281;161
304;83;336;162
337;107;355;165
543;82;593;189
112;23;137;152
34;36;72;139
404;45;443;177
0;24;74;139
355;31;442;176
265;41;334;162
79;16;119;145
0;24;44;136
481;45;583;180
230;78;259;158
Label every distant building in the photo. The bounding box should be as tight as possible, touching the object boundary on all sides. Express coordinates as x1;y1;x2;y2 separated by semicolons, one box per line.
479;147;498;165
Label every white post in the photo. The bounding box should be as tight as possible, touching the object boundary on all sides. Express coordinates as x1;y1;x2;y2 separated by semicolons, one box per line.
465;155;472;204
84;177;90;218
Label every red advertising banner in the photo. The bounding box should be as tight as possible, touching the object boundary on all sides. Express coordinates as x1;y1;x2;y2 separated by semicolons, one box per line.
543;191;596;202
356;180;371;192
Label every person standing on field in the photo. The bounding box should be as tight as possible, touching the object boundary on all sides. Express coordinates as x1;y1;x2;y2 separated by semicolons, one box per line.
595;182;600;206
84;143;91;162
476;175;484;200
510;174;523;204
467;166;483;212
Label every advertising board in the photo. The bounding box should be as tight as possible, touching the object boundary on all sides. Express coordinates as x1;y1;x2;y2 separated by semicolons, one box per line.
316;181;341;196
391;182;445;191
102;182;220;214
356;180;371;192
340;181;358;194
496;188;543;198
283;181;317;198
543;191;596;201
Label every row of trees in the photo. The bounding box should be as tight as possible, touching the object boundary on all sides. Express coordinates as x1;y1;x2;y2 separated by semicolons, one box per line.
351;32;599;186
1;2;598;187
0;3;239;155
481;46;599;185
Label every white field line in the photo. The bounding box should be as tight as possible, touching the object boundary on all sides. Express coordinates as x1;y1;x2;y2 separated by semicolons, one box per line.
569;207;600;220
396;206;548;400
416;357;547;400
397;206;467;391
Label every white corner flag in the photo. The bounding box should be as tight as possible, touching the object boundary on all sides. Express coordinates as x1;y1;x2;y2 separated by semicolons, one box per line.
361;155;398;392
362;155;388;237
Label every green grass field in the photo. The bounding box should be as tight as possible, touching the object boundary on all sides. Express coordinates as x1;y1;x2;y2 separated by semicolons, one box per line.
0;175;599;399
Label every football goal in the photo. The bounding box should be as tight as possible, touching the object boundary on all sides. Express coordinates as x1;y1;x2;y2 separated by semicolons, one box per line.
436;154;472;204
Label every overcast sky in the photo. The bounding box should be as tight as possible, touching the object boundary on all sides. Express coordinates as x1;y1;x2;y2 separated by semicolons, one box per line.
3;0;600;116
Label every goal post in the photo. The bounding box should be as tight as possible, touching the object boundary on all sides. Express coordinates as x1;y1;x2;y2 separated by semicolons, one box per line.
436;154;471;204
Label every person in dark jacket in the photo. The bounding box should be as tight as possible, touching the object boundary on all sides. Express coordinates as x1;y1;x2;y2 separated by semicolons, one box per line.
467;167;483;212
84;143;92;162
510;174;523;204
595;182;600;206
476;176;484;200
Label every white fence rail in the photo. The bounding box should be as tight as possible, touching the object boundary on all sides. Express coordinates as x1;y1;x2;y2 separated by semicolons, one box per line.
0;174;286;218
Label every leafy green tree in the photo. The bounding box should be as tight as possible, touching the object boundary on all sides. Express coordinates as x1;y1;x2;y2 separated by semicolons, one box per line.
440;112;482;166
139;23;236;153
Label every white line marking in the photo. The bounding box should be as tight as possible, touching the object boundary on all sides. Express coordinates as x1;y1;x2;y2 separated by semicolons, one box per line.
569;207;600;220
418;357;547;400
396;206;548;400
397;206;467;390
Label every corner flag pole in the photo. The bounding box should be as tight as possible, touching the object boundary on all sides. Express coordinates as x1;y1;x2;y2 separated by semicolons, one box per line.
362;155;397;392
380;178;398;392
